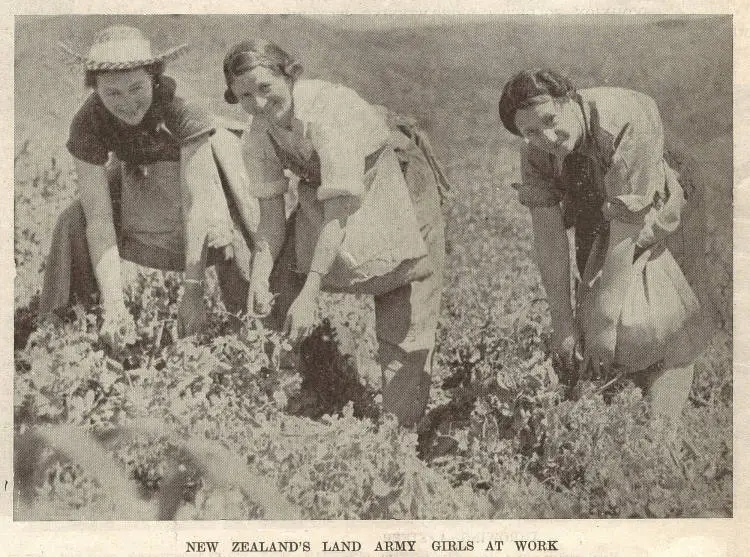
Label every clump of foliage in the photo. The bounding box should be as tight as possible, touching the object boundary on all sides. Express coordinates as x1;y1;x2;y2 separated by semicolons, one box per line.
14;233;732;519
288;318;380;420
14;267;475;519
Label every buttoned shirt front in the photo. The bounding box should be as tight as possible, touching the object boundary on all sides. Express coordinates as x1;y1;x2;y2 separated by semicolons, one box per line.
241;79;391;202
516;87;684;250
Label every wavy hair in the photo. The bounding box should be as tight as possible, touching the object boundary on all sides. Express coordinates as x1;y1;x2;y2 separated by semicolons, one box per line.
222;39;303;104
498;69;576;136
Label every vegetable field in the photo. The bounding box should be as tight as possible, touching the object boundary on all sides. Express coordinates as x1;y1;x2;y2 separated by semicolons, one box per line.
13;14;732;519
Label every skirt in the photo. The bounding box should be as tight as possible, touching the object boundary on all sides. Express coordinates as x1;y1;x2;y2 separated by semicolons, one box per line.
577;220;710;372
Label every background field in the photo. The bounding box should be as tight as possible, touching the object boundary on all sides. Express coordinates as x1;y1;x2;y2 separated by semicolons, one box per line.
14;15;732;519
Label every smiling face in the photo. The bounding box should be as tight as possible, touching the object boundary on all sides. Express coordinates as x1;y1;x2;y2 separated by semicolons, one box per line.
95;68;153;126
514;97;584;158
229;65;294;124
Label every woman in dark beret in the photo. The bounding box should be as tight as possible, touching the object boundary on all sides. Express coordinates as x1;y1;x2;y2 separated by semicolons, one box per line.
498;69;709;419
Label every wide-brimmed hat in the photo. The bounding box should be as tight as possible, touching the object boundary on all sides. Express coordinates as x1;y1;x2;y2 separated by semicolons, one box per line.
59;25;188;71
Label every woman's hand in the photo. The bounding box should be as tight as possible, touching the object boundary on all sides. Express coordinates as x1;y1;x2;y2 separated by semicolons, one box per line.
581;327;617;380
100;302;137;350
247;280;276;317
280;196;351;344
551;319;578;366
283;286;319;344
248;246;276;316
551;318;580;387
177;283;207;337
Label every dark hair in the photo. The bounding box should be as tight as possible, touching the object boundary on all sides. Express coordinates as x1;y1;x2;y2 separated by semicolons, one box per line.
85;60;165;88
222;39;302;104
498;69;576;136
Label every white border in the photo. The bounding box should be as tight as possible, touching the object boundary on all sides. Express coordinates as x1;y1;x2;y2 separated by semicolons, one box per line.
2;3;745;556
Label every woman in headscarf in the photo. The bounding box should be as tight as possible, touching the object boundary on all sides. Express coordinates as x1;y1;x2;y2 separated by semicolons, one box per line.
42;26;259;340
222;39;449;427
498;69;710;419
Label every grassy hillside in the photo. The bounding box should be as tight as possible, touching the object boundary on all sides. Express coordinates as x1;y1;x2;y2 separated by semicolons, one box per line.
15;14;732;315
17;15;731;147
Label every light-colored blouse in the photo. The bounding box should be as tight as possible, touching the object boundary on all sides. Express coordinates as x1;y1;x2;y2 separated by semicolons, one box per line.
516;87;684;250
241;79;390;201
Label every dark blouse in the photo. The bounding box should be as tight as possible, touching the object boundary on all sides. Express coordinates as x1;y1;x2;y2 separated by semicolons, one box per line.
66;75;213;166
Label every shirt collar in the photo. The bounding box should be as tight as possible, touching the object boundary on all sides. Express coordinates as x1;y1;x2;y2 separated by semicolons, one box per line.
571;92;593;158
572;91;610;164
290;79;330;128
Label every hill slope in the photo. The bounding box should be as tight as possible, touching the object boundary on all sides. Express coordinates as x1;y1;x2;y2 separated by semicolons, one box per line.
15;14;731;323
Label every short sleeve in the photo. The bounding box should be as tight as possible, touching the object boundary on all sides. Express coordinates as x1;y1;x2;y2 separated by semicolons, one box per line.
241;116;288;198
307;86;385;201
516;142;561;208
310;119;364;201
66;97;109;165
602;95;665;214
164;96;215;144
633;161;684;247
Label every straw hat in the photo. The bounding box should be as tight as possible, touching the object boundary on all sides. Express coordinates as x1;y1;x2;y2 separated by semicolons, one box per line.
59;25;188;71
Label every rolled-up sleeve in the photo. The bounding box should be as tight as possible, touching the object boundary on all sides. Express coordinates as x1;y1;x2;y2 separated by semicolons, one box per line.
306;86;386;202
634;161;685;248
601;95;684;247
311;120;365;201
241;117;287;199
516;142;561;208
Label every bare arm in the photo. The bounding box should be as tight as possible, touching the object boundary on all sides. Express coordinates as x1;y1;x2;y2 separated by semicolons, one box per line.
281;195;357;339
530;205;575;334
180;136;232;282
75;158;124;313
255;195;287;261
246;195;287;310
302;196;359;295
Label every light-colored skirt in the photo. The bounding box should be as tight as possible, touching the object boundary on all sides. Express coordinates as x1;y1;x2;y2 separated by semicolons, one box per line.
577;220;710;372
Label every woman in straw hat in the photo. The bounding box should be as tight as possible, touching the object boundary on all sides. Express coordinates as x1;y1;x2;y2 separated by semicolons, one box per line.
222;39;450;427
42;26;260;341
